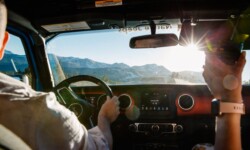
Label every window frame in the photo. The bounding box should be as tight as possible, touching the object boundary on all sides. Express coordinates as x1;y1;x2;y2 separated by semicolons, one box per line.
6;26;40;90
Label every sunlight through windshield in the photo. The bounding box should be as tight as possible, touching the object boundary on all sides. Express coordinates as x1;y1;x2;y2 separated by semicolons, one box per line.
46;28;250;86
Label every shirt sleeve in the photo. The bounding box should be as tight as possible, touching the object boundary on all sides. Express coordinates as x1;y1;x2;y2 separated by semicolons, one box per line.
39;92;109;150
85;126;109;150
35;92;86;150
0;73;109;150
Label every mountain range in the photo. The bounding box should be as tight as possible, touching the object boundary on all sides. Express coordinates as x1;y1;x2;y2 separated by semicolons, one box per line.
0;50;29;73
0;50;205;84
53;55;204;84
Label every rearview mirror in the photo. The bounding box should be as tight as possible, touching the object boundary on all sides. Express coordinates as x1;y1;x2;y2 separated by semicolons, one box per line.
130;34;178;48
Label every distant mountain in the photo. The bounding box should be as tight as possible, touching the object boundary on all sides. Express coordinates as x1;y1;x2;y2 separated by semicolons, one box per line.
0;51;204;85
172;71;205;83
58;56;110;68
0;50;28;73
111;63;130;68
53;55;205;84
132;64;171;77
4;50;13;54
56;56;174;84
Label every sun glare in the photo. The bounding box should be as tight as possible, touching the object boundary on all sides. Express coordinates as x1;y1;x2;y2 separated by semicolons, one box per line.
186;44;199;51
163;45;205;72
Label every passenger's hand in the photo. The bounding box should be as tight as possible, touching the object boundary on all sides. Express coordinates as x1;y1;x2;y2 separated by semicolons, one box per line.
203;51;246;103
98;96;120;124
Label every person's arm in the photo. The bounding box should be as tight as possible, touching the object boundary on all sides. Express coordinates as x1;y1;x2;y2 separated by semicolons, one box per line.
203;51;246;150
97;96;120;149
215;114;241;150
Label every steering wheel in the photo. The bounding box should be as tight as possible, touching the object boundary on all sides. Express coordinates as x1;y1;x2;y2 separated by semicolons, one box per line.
53;75;113;128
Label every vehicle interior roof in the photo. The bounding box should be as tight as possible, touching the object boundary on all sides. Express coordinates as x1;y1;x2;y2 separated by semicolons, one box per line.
5;0;250;37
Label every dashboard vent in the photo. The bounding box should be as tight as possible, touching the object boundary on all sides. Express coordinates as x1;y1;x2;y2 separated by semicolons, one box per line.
177;94;194;111
118;94;132;110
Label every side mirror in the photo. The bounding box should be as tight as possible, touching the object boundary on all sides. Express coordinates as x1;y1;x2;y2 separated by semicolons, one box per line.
10;74;30;85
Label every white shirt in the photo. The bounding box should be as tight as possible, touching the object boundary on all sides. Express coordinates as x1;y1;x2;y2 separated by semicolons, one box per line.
0;73;109;150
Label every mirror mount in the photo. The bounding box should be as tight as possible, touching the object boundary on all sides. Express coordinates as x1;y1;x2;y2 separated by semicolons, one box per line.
150;21;156;35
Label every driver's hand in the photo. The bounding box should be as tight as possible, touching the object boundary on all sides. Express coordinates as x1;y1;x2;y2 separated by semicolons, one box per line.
202;51;246;103
98;96;120;124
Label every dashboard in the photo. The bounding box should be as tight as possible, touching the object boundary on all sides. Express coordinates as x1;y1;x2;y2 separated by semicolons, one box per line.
72;84;250;150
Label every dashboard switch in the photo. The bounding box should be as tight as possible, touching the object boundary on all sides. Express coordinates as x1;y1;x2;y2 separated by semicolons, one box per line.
129;124;137;132
174;125;183;133
151;124;160;133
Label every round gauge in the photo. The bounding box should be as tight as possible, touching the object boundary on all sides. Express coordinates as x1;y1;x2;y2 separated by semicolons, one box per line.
177;94;194;111
97;94;107;109
118;94;132;110
68;103;83;117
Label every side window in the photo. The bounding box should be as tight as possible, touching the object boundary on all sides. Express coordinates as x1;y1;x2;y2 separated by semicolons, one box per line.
0;33;31;85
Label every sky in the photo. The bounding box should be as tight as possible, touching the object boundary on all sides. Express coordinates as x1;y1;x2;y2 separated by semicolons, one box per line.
6;34;25;55
5;29;250;82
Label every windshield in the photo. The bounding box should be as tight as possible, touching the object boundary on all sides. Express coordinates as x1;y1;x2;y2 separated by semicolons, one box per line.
46;25;250;86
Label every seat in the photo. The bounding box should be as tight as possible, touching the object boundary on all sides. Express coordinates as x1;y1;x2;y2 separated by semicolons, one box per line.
0;124;31;150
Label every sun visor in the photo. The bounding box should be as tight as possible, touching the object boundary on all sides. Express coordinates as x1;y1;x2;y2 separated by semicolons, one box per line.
179;20;227;48
41;21;90;32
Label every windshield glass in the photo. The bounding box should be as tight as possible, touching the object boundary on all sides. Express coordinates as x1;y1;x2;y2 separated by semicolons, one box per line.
46;25;250;86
